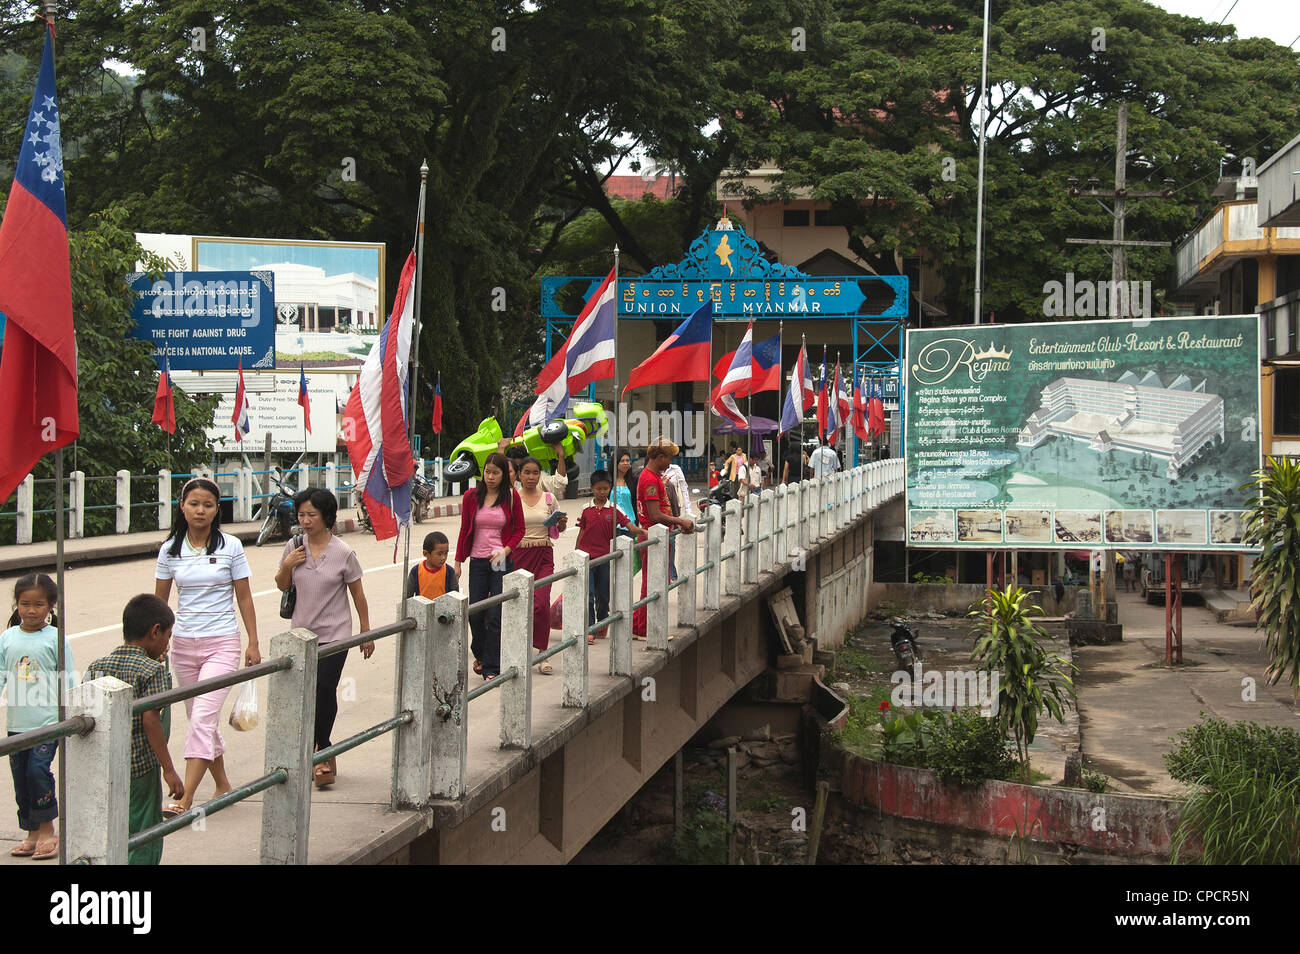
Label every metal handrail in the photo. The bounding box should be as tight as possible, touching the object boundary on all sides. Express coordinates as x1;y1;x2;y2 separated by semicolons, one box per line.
466;666;519;702
128;769;288;851
533;566;578;589
532;635;579;666
467;590;519;616
0;715;94;759
318;619;415;659
132;657;292;715
312;712;411;764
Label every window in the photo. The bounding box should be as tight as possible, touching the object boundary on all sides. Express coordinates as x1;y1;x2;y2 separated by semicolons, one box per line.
1276;368;1300;435
782;209;810;227
813;208;836;227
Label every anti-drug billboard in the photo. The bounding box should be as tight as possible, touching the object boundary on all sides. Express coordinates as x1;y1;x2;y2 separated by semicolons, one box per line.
904;314;1260;550
129;270;276;370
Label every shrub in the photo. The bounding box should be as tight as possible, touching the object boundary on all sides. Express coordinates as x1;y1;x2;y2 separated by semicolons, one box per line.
929;709;1017;786
1165;718;1300;785
1082;770;1109;794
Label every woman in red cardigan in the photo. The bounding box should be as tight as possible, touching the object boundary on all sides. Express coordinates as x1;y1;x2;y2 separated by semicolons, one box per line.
455;452;524;679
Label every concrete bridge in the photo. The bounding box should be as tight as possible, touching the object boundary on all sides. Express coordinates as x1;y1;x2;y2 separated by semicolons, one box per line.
49;460;902;865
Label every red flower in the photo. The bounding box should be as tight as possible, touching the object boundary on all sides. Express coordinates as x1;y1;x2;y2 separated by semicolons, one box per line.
878;700;891;711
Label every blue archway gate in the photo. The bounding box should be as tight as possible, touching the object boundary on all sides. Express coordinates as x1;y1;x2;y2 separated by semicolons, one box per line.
541;223;908;465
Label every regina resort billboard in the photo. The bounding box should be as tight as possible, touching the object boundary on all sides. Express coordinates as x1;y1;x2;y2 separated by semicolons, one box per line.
904;314;1261;550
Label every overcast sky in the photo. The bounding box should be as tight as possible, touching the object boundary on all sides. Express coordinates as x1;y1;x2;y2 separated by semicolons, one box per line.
1147;0;1300;49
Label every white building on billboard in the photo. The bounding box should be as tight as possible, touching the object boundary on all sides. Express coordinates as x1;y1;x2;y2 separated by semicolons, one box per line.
1017;371;1224;478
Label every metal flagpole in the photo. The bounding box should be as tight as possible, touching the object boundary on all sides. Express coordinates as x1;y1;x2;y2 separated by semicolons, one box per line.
799;333;807;470
611;244;620;561
973;0;991;325
402;159;430;604
777;319;784;479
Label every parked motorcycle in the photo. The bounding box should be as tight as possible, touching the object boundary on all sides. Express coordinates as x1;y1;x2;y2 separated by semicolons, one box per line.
888;620;921;678
255;470;299;547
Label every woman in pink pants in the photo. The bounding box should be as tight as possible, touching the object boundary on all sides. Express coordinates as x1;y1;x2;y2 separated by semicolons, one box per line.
154;478;260;817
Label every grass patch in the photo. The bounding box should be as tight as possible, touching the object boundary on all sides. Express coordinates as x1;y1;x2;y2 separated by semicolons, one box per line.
831;643;879;679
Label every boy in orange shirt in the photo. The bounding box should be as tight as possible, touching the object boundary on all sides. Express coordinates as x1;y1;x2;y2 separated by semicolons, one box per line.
407;531;460;599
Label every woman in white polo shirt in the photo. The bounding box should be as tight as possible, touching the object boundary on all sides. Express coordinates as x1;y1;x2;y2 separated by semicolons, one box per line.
154;477;260;817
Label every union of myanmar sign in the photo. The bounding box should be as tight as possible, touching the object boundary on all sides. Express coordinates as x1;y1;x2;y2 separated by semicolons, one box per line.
541;222;907;321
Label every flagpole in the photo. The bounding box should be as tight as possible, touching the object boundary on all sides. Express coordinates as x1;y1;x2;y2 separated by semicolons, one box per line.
777;320;783;475
401;160;429;608
799;333;806;468
611;243;620;562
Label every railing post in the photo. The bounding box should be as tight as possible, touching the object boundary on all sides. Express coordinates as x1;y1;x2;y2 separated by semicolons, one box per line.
745;494;760;585
723;498;742;597
774;484;787;566
677;521;697;627
817;475;828;541
393;597;437;809
298;461;310;492
237;467;253;522
499;569;533;748
647;524;670;651
610;536;634;676
431;591;468;798
260;628;318;865
561;549;589;707
797;480;810;552
325;461;338;499
16;473;32;544
115;469;130;534
69;469;85;539
158;468;171;530
65;676;131;865
703;503;722;611
759;488;775;572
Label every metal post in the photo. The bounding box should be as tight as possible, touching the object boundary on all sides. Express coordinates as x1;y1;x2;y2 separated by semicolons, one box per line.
431;590;468;798
647;524;671;651
703;503;722;611
65;677;131;865
677;520;697;628
499;569;533;748
723;498;742;597
610;536;635;676
561;549;590;707
392;597;437;809
260;628;318;864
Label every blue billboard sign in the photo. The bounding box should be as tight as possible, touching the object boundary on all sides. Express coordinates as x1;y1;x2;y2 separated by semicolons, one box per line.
128;270;275;370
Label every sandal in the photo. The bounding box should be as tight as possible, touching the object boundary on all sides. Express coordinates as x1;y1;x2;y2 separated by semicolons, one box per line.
473;659;483;675
162;802;186;820
538;663;554;675
32;837;58;861
10;839;36;857
314;758;337;788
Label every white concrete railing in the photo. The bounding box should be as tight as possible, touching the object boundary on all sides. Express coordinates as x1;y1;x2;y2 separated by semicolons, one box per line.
2;458;465;544
61;459;903;864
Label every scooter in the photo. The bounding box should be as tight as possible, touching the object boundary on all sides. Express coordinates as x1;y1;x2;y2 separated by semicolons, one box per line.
255;470;299;547
888;620;921;678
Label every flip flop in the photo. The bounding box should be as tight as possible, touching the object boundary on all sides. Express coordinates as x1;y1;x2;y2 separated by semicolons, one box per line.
162;802;186;820
32;837;58;861
538;663;554;675
473;659;483;675
10;841;35;857
314;758;337;788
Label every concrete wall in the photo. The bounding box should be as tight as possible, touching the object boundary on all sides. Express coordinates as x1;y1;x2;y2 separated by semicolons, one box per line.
824;749;1185;865
869;581;1086;618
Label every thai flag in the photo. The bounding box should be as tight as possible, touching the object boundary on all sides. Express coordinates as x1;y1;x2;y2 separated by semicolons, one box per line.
343;250;417;541
779;345;813;434
868;375;886;437
431;372;443;435
835;362;850;432
713;321;754;428
231;360;251;442
622;301;711;396
0;27;78;502
826;364;841;447
517;267;616;435
750;331;781;393
851;368;869;442
298;363;312;434
152;352;176;435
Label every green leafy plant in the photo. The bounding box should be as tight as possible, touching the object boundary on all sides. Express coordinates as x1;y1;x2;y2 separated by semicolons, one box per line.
1167;718;1300;864
969;587;1077;781
876;701;944;766
1082;770;1109;794
911;570;952;585
1242;456;1300;700
929;709;1017;786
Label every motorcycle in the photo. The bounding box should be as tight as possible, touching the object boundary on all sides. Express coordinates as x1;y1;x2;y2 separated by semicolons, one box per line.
888;620;921;678
255;469;299;547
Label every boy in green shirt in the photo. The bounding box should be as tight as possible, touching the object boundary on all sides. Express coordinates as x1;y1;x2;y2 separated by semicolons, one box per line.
85;594;184;865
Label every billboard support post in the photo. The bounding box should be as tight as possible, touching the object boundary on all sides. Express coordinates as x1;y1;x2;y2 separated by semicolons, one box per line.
1165;553;1183;666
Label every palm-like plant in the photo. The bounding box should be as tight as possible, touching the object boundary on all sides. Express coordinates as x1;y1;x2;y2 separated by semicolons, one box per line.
969;587;1077;781
1243;456;1300;701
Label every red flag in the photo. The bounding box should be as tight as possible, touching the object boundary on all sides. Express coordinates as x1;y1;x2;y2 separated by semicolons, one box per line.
152;355;176;435
868;376;886;437
815;353;829;442
622;302;712;396
0;29;78;502
432;373;443;435
851;370;868;442
298;363;312;434
231;360;251;441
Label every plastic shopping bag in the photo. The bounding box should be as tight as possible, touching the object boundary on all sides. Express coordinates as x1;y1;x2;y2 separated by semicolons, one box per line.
228;680;260;731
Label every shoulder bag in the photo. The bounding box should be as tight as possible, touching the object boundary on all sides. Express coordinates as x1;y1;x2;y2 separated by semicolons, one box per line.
280;534;303;619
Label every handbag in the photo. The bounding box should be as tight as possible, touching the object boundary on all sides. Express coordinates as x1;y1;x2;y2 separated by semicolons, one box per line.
279;534;302;619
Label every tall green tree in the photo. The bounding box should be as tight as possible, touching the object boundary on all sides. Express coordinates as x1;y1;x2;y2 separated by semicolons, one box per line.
1243;456;1300;701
